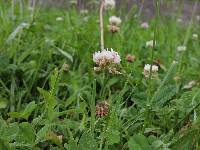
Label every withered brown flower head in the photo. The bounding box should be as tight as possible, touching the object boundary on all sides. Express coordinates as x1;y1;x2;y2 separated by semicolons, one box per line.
96;101;109;117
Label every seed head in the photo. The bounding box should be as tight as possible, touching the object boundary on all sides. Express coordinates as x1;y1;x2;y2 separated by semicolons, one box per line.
96;101;109;117
126;54;135;62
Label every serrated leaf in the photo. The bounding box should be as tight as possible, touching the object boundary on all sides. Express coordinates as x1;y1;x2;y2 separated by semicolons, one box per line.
152;85;176;107
15;122;35;145
64;138;78;150
105;128;120;145
21;101;37;120
65;93;76;107
8;101;37;120
78;131;97;150
171;130;196;150
106;78;119;87
128;133;151;150
8;112;21;118
1;123;19;142
37;87;57;109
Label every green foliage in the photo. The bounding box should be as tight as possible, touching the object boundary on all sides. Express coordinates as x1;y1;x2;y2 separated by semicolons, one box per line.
78;131;98;150
0;0;200;149
128;133;151;150
8;101;37;120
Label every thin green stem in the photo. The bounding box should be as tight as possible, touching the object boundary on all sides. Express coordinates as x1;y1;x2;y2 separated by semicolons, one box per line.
91;79;96;134
147;0;160;104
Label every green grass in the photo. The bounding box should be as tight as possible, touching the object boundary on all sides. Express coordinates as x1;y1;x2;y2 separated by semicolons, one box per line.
0;0;200;149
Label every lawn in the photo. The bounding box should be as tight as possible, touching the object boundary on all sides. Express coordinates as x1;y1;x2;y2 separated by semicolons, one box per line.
0;0;200;149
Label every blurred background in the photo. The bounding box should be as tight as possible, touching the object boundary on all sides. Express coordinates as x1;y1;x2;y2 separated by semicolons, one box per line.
27;0;200;20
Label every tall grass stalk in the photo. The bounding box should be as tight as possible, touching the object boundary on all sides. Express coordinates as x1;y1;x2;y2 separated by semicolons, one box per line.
144;0;160;128
146;0;160;104
177;1;198;92
99;0;104;50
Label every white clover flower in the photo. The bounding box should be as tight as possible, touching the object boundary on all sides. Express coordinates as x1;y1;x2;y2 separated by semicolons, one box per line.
146;40;156;48
109;16;122;26
28;6;34;11
196;15;200;21
152;65;159;72
173;60;178;64
80;9;88;15
177;46;186;52
93;48;121;74
144;64;151;71
93;48;121;67
144;64;158;72
104;0;115;10
177;18;182;23
141;22;149;29
192;33;198;40
56;17;63;21
143;64;158;78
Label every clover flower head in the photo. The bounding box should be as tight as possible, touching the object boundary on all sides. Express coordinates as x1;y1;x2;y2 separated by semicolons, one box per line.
126;54;135;62
196;15;200;21
104;0;115;10
93;48;121;66
143;64;158;78
93;48;121;74
177;46;186;52
177;18;182;23
146;40;156;48
80;9;88;15
109;16;122;26
56;17;63;21
141;22;149;29
192;33;198;40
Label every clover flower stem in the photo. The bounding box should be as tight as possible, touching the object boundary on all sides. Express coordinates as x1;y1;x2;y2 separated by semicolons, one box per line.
111;32;114;45
100;0;105;50
100;70;107;100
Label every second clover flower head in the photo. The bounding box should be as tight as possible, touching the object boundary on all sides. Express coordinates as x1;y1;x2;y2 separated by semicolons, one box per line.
177;45;186;52
108;16;122;33
104;0;116;10
192;33;198;40
141;22;149;29
143;64;159;78
109;16;122;26
146;40;156;48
